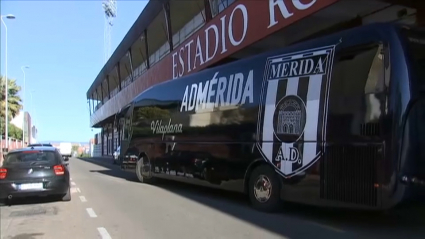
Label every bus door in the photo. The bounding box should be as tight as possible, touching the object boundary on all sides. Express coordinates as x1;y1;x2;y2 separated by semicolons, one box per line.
398;27;425;196
325;41;389;208
119;103;135;169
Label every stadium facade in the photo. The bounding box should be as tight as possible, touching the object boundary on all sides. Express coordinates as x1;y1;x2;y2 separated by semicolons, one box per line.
87;0;424;156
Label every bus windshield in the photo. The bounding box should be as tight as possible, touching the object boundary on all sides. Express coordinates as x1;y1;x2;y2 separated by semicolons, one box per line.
401;27;425;92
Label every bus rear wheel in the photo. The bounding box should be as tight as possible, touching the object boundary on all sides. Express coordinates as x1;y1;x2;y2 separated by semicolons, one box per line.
248;164;282;212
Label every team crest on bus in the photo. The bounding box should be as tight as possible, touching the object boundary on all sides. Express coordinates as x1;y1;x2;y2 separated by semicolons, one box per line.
273;95;307;143
256;45;336;178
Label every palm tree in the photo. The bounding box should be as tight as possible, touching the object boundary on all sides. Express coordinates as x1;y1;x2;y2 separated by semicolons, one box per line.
0;76;22;122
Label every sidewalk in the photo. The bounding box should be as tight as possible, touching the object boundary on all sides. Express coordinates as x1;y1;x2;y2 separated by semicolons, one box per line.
77;156;114;164
85;155;113;160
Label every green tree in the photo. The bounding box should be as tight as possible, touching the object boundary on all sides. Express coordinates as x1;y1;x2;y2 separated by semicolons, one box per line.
0;118;23;140
71;145;79;154
8;124;23;140
0;76;22;121
0;76;23;139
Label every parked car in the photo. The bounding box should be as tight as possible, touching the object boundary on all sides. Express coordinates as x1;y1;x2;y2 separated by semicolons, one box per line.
0;146;71;204
112;146;121;164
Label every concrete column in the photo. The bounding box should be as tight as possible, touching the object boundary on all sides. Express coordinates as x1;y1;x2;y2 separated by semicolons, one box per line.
106;126;110;155
118;120;121;147
111;122;115;151
101;128;105;156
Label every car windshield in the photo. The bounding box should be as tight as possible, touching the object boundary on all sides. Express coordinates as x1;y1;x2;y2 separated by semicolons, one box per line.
4;151;58;165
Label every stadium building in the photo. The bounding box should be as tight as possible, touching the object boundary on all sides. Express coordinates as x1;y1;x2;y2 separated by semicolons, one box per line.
87;0;424;156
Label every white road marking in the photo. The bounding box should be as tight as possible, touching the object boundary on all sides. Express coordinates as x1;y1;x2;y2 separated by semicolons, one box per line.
76;188;81;193
97;227;112;239
70;178;72;180
71;182;76;186
70;188;77;194
86;208;98;218
79;196;87;202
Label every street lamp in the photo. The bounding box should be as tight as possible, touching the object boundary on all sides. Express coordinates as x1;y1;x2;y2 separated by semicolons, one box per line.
21;66;29;146
1;14;15;151
30;90;35;144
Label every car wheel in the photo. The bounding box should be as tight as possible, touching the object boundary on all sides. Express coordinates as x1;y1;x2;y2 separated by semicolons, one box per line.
62;187;71;201
248;164;282;212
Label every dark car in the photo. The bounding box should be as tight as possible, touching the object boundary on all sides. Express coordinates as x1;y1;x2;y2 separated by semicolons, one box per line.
0;146;71;204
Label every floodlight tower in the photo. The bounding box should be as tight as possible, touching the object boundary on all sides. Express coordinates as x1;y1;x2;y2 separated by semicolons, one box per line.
103;0;117;63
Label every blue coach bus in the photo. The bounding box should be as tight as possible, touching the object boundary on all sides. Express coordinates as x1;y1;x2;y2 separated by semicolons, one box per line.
118;22;425;212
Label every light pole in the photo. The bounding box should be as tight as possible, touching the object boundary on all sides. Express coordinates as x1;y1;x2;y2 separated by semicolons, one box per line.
21;66;29;146
1;14;16;151
30;90;35;144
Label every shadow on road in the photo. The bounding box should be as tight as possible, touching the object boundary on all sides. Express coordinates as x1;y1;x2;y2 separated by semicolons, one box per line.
77;157;425;239
1;196;61;207
6;232;45;239
76;157;138;182
88;168;139;182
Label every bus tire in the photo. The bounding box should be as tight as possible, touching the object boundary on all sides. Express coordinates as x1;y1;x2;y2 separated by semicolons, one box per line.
248;164;282;212
136;157;155;184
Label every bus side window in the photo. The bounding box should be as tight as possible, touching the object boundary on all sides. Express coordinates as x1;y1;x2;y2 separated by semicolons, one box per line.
327;43;385;141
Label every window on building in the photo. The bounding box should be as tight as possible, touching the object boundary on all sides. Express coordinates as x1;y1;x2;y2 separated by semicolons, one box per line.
210;0;235;17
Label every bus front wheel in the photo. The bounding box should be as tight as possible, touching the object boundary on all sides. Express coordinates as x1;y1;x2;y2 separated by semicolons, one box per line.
248;164;282;212
136;157;155;184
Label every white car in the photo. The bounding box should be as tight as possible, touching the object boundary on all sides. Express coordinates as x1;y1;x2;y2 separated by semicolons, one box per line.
112;146;120;164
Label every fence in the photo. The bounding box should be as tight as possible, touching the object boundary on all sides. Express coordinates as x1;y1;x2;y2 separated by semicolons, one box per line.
0;136;26;166
0;136;25;151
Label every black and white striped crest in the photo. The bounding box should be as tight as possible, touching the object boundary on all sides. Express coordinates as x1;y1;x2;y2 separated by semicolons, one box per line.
256;45;336;178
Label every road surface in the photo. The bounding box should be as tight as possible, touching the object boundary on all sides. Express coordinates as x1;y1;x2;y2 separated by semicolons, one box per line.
1;157;425;239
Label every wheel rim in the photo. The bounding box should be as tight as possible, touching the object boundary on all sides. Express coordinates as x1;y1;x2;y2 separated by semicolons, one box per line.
136;160;144;182
253;175;272;203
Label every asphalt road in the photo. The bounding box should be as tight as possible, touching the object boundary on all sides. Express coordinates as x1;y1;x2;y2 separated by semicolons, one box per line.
1;157;425;239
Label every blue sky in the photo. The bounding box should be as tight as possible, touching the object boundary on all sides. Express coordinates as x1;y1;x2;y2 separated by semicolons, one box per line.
1;1;148;142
